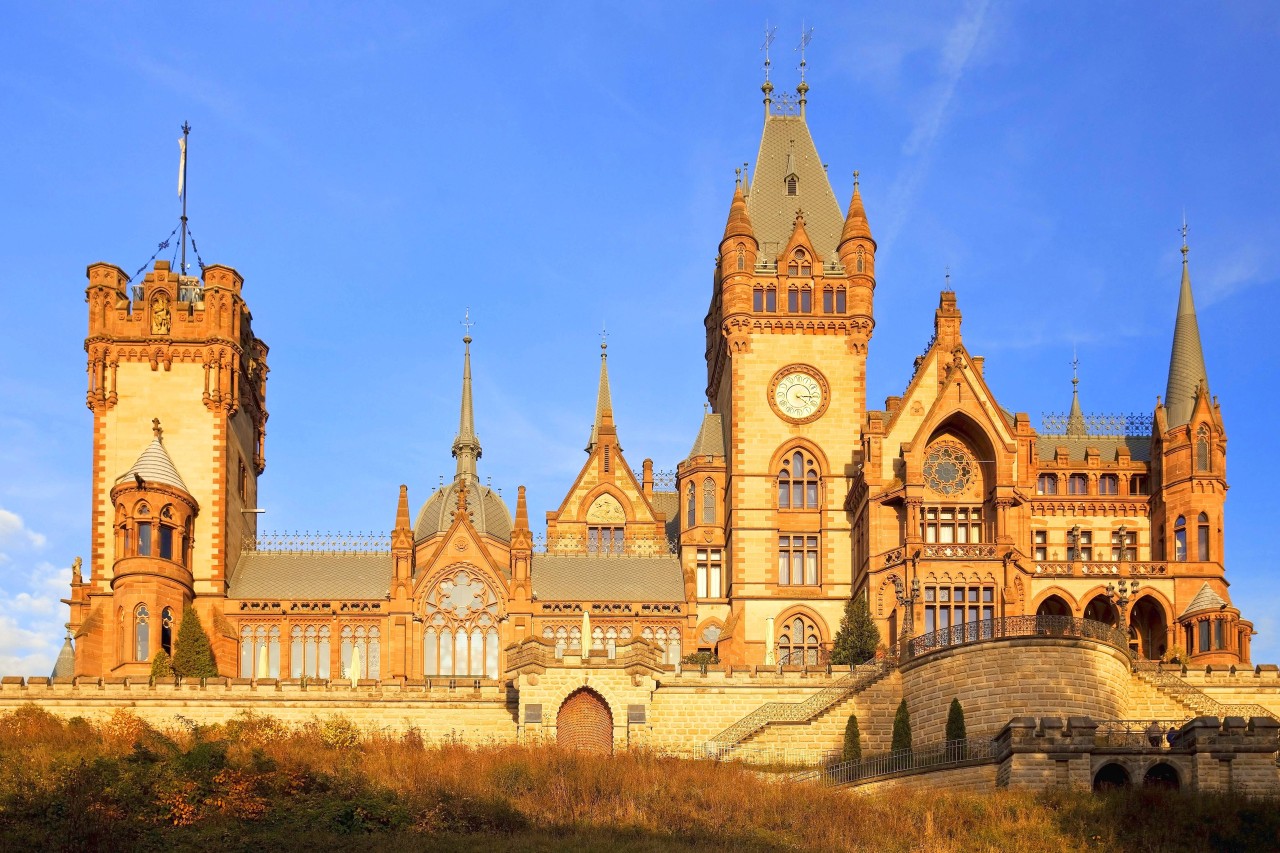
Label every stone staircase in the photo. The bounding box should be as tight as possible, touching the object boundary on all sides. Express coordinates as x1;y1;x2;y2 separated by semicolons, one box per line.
1133;663;1280;722
705;658;894;755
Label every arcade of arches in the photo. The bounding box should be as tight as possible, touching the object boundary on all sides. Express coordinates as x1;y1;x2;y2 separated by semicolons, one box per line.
1035;594;1169;660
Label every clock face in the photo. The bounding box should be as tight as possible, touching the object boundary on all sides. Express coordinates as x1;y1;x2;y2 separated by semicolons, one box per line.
769;366;829;424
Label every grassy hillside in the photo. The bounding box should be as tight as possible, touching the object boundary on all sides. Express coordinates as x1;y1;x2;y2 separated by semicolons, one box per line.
0;705;1275;852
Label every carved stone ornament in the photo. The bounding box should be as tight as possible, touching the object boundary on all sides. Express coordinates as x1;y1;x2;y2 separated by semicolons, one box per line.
586;494;626;524
150;293;172;336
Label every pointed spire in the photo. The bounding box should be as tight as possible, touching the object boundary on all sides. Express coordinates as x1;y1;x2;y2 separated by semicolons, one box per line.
394;484;410;531
116;423;188;492
514;485;530;536
722;173;755;243
585;337;617;452
1067;351;1086;436
1165;222;1210;428
51;632;75;679
451;328;482;478
839;171;873;246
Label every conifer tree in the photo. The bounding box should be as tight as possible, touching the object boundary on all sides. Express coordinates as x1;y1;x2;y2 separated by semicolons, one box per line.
830;594;880;666
149;648;174;683
945;697;967;742
891;699;912;753
172;605;219;679
843;712;862;763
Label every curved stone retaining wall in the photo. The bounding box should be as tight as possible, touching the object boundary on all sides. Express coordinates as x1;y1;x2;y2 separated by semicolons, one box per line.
899;636;1131;743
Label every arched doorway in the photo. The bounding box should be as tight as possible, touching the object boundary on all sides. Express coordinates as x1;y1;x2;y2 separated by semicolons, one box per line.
1129;597;1168;661
1093;762;1130;791
1083;595;1118;628
1036;595;1071;618
556;688;614;755
1143;763;1180;790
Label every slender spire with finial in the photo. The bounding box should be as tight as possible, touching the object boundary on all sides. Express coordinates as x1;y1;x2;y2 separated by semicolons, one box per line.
761;23;777;117
839;169;873;248
796;23;813;116
1067;348;1086;436
586;330;617;453
1165;215;1211;427
178;121;190;276
452;309;482;478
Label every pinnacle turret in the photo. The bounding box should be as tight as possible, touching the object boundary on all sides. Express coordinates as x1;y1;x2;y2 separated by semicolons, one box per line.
585;341;618;453
1164;232;1210;429
838;172;874;247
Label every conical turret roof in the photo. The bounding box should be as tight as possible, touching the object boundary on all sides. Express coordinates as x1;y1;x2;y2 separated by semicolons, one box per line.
722;180;755;243
1180;582;1229;618
585;342;618;453
51;634;75;679
839;174;873;246
116;422;188;492
1165;243;1210;428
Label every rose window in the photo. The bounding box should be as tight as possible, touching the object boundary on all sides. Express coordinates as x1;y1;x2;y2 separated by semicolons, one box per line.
923;442;974;496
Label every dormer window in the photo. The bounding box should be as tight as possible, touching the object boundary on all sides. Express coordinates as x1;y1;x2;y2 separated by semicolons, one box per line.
786;174;798;196
787;249;811;277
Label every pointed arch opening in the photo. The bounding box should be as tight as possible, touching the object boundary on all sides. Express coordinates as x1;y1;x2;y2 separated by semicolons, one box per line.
556;687;614;754
421;566;501;679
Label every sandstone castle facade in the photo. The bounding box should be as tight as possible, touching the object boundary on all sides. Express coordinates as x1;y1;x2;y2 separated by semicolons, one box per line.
16;75;1276;791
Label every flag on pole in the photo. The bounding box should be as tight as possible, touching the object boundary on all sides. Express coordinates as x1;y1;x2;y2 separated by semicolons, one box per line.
177;136;187;198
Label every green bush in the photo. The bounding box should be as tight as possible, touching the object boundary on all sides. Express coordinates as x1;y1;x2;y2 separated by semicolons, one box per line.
831;594;880;666
842;713;862;763
171;606;219;679
945;698;966;742
149;649;174;683
891;699;912;753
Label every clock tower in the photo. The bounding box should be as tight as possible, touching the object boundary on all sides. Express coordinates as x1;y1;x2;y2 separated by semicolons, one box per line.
701;81;877;665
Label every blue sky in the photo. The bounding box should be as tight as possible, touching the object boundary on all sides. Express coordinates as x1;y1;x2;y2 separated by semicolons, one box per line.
1;2;1278;673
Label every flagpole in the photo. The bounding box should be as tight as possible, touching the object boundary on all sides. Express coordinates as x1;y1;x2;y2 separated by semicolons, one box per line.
179;121;190;277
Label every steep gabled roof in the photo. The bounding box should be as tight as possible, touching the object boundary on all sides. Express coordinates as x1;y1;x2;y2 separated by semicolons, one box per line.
747;114;843;260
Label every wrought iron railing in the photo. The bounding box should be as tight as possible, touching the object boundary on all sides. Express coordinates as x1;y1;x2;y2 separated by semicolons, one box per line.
1131;662;1280;723
243;531;390;554
706;658;894;750
797;736;998;786
775;648;831;667
1093;719;1188;750
904;615;1131;660
1039;412;1153;436
532;533;677;556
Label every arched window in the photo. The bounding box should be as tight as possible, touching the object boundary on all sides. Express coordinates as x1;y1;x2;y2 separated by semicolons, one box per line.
778;450;819;509
1197;513;1210;561
736;245;745;271
787;249;811;277
642;625;681;665
686;482;696;528
289;625;330;679
136;503;152;557
856;247;865;273
160;607;174;655
240;624;280;678
422;568;501;679
341;625;381;680
786;174;798;196
1174;515;1187;562
701;478;716;524
778;615;822;666
1196;425;1210;472
134;603;149;662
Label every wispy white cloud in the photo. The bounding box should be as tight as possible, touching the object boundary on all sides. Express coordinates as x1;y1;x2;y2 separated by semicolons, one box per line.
0;507;46;550
881;0;991;252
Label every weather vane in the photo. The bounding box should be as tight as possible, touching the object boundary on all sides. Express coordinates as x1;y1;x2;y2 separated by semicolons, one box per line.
600;322;609;350
461;307;474;339
1180;211;1189;260
761;23;777;83
797;23;813;82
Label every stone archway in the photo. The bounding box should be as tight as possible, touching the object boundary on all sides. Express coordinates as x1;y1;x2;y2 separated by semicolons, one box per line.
1143;762;1180;790
1036;595;1071;618
556;688;614;755
1130;597;1169;661
1083;595;1118;628
1093;762;1130;791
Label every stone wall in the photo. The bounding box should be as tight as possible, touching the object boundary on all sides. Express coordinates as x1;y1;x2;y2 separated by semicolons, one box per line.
899;637;1131;743
852;762;997;794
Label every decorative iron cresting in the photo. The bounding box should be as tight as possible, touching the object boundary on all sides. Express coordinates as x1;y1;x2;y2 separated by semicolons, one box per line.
243;531;391;555
1039;412;1153;436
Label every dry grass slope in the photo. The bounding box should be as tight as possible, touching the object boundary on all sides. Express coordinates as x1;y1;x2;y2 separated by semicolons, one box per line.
0;705;1276;852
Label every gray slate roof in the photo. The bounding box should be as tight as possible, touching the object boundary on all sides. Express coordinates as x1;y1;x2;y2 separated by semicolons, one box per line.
686;412;725;459
532;555;684;602
51;636;76;678
649;490;681;543
748;114;844;260
228;552;391;600
1035;435;1151;463
415;476;512;543
116;437;188;491
1180;582;1229;618
1165;258;1210;428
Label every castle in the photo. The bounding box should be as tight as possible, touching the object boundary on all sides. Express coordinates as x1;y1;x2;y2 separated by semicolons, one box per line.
12;74;1278;792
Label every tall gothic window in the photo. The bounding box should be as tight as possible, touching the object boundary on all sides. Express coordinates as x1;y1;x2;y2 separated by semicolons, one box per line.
823;286;833;313
777;615;821;665
133;603;149;661
765;285;777;312
289;625;330;679
136;503;152;557
686;482;696;528
1196;425;1211;472
856;247;865;273
341;625;381;680
778;450;819;510
736;245;745;270
753;286;764;312
835;286;846;312
422;568;500;679
641;626;682;664
701;478;716;524
1197;513;1210;561
1174;515;1187;562
160;607;174;655
240;624;280;678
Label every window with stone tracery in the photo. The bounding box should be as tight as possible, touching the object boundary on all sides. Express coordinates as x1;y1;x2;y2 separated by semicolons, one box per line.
240;624;280;678
778;450;819;510
777;615;821;665
290;624;330;679
422;567;500;679
641;625;682;664
1196;425;1211;472
340;625;381;680
134;603;149;661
